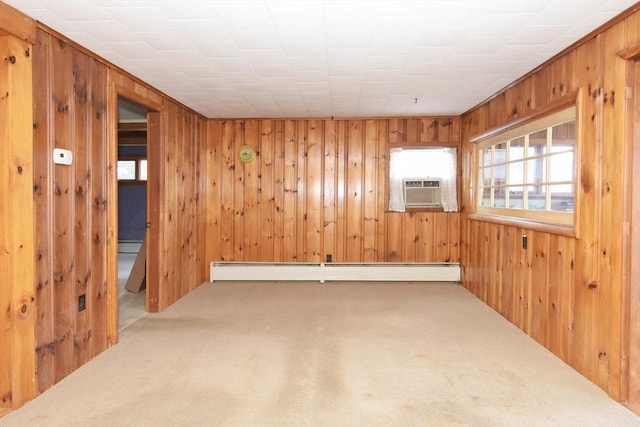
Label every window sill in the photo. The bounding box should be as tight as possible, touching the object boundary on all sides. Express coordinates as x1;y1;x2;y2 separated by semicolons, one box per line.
386;207;457;213
468;212;576;238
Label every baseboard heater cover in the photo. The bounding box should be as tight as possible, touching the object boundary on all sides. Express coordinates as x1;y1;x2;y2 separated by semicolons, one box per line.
210;262;460;283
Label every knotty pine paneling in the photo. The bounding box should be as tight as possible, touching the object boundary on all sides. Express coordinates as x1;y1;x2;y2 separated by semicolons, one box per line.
33;29;109;392
460;6;640;406
108;73;208;312
204;117;461;264
29;27;209;406
156;100;207;311
0;33;36;411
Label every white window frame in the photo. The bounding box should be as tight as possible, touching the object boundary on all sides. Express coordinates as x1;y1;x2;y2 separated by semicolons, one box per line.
388;147;458;212
471;104;578;233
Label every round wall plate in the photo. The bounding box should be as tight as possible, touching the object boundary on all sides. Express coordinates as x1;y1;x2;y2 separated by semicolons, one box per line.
238;144;255;163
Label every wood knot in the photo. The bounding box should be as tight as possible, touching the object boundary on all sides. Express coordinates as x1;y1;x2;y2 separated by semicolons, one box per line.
588;282;597;289
8;55;16;64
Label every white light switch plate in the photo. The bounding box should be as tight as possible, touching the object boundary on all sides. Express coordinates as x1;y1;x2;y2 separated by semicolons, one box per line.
53;148;73;165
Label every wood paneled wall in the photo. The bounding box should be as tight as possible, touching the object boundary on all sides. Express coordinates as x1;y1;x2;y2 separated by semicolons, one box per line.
152;100;208;311
32;28;110;393
0;33;36;412
28;27;209;404
460;7;640;406
204;118;460;264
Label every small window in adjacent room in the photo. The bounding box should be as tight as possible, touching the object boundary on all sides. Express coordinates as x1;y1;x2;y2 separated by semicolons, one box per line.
474;105;576;228
389;147;458;212
117;160;137;181
139;159;148;181
117;158;147;182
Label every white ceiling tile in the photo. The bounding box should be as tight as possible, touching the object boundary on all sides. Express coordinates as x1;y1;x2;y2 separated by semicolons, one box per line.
253;65;291;78
168;19;230;42
281;39;327;57
232;30;282;50
288;57;328;73
102;41;165;60
325;30;372;49
193;41;242;58
5;0;638;118
222;71;260;83
243;49;288;66
510;25;569;45
43;1;110;21
71;20;136;43
156;1;216;20
292;71;331;83
103;7;172;33
212;2;274;31
137;32;194;51
210;57;253;73
327;48;369;64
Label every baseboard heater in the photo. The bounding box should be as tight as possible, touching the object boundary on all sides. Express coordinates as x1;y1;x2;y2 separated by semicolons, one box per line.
209;262;460;283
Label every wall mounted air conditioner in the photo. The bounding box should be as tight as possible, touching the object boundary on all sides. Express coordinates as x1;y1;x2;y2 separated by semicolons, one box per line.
403;178;442;207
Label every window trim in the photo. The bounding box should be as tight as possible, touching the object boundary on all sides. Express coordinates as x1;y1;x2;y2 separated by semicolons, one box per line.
385;142;461;213
117;156;148;183
469;92;580;237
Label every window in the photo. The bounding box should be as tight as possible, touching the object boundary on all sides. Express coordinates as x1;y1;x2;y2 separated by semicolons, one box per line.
389;147;458;212
117;158;147;182
475;106;576;227
117;160;137;180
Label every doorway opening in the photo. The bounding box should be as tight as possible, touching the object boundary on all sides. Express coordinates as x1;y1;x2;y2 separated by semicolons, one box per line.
117;96;148;330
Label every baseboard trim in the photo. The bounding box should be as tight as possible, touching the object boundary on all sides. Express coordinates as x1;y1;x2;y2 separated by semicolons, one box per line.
210;262;461;283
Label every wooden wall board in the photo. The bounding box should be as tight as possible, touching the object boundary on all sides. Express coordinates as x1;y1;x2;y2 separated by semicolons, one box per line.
0;33;36;410
460;8;640;410
0;1;35;43
204;117;461;265
32;28;55;395
18;26;209;413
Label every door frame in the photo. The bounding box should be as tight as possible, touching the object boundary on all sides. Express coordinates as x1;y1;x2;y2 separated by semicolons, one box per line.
107;84;162;345
627;58;640;410
619;46;640;411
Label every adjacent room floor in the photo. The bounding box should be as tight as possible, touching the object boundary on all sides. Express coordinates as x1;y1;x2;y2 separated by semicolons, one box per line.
118;251;146;331
2;281;639;427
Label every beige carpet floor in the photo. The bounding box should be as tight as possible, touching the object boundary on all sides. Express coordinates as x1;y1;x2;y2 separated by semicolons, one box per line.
2;281;640;427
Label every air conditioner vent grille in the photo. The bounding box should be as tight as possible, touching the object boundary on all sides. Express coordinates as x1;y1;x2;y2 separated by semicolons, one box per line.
402;178;442;207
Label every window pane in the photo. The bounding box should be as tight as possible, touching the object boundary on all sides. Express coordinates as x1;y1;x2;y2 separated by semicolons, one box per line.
482;147;492;167
482;167;491;187
527;185;546;210
475;106;575;226
494;143;507;164
493;187;505;208
397;148;452;179
117;160;136;180
507;187;523;209
526;157;546;184
548;152;573;183
494;163;506;187
550;184;575;212
510;136;525;161
528;129;548;156
552;121;575;154
508;160;524;186
139;159;148;181
481;186;492;207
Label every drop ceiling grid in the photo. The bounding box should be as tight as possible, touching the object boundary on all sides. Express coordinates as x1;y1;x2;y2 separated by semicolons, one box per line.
4;0;639;118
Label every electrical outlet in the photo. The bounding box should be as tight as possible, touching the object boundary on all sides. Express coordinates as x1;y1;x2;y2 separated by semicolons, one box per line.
326;254;333;263
522;234;528;250
78;294;86;312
